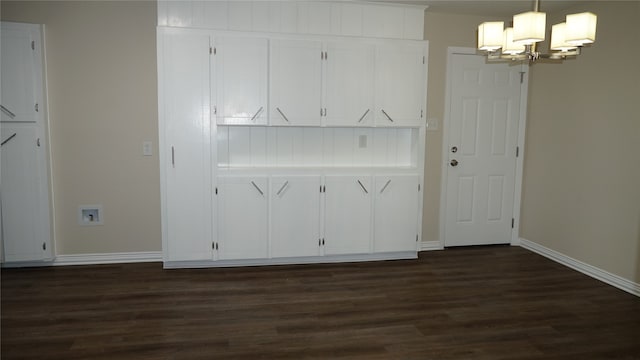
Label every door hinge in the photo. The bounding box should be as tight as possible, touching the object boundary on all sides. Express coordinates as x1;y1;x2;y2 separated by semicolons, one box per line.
520;72;525;84
214;106;217;115
35;103;39;112
416;234;419;242
516;146;519;157
418;184;421;192
37;138;41;147
31;40;35;50
215;187;218;195
511;218;515;228
210;47;216;55
42;242;46;250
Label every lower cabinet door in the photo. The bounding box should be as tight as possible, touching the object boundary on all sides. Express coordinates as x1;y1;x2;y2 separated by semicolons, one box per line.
323;175;372;255
374;175;420;252
217;176;269;260
271;175;321;258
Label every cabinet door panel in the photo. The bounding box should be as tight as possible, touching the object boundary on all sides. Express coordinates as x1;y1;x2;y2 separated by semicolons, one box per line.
1;125;49;261
215;36;268;125
160;30;212;261
375;43;426;127
270;39;322;126
1;23;40;123
324;176;372;255
374;175;419;252
271;176;321;257
218;177;268;260
324;41;374;126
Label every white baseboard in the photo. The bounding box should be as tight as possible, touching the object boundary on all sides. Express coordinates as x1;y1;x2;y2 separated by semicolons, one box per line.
520;238;639;297
53;251;162;266
420;240;444;251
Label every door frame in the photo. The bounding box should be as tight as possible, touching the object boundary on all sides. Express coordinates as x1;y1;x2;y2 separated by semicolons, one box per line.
439;47;529;248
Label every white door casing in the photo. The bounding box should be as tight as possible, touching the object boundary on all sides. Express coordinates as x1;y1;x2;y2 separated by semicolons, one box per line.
441;48;528;247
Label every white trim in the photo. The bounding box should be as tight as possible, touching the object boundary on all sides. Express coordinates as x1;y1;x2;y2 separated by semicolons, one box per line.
53;251;162;266
440;47;528;248
520;238;640;297
163;251;417;269
420;240;444;251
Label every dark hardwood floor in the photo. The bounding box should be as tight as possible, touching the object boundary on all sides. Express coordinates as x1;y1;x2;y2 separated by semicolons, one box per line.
2;246;639;359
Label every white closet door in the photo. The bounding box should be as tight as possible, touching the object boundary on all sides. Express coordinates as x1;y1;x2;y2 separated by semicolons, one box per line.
159;29;213;262
324;176;372;255
271;175;321;257
375;42;427;127
215;36;268;125
270;39;322;126
323;41;374;126
217;176;268;260
373;175;419;252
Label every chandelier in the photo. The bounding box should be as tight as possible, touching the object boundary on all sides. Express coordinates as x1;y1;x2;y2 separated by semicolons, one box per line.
477;0;597;62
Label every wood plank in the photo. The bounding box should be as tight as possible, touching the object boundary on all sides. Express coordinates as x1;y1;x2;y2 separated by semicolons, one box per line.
2;246;640;359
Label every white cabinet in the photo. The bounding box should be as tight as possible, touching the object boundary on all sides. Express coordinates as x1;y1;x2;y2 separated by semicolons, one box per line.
270;39;323;126
375;43;427;127
214;36;268;125
217;176;268;260
323;41;375;126
271;176;321;257
373;175;420;252
323;176;372;255
159;29;213;262
1;22;52;263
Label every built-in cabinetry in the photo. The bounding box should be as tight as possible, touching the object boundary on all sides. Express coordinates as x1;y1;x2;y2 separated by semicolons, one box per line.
1;22;53;264
158;25;428;268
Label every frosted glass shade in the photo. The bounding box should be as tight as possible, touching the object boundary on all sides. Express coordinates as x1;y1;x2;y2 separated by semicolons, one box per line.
502;28;525;55
513;11;546;45
478;21;504;51
550;23;578;51
566;12;597;45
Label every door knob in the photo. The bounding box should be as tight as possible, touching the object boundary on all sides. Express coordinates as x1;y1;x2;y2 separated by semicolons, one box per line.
450;159;459;167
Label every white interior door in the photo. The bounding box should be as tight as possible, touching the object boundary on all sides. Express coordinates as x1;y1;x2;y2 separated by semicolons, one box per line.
443;53;522;247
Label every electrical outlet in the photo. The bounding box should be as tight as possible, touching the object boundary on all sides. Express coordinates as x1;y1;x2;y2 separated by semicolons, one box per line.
143;141;152;156
78;205;103;226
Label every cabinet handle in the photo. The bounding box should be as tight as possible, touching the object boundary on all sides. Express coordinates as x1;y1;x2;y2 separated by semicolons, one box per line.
250;106;264;122
276;107;290;123
357;109;370;123
276;181;289;196
171;146;175;167
381;109;394;123
357;180;368;194
380;179;391;194
1;133;17;147
251;181;264;196
0;105;16;119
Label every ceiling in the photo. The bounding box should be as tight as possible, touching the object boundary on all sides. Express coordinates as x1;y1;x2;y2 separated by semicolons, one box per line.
367;0;585;17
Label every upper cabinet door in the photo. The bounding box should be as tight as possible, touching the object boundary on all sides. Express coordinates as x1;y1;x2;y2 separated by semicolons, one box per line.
1;23;42;123
270;39;323;126
215;36;268;125
375;42;427;127
323;41;375;127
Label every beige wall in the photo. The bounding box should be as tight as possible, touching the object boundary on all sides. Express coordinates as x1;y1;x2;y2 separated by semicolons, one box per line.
421;12;508;243
521;1;640;282
1;1;161;254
